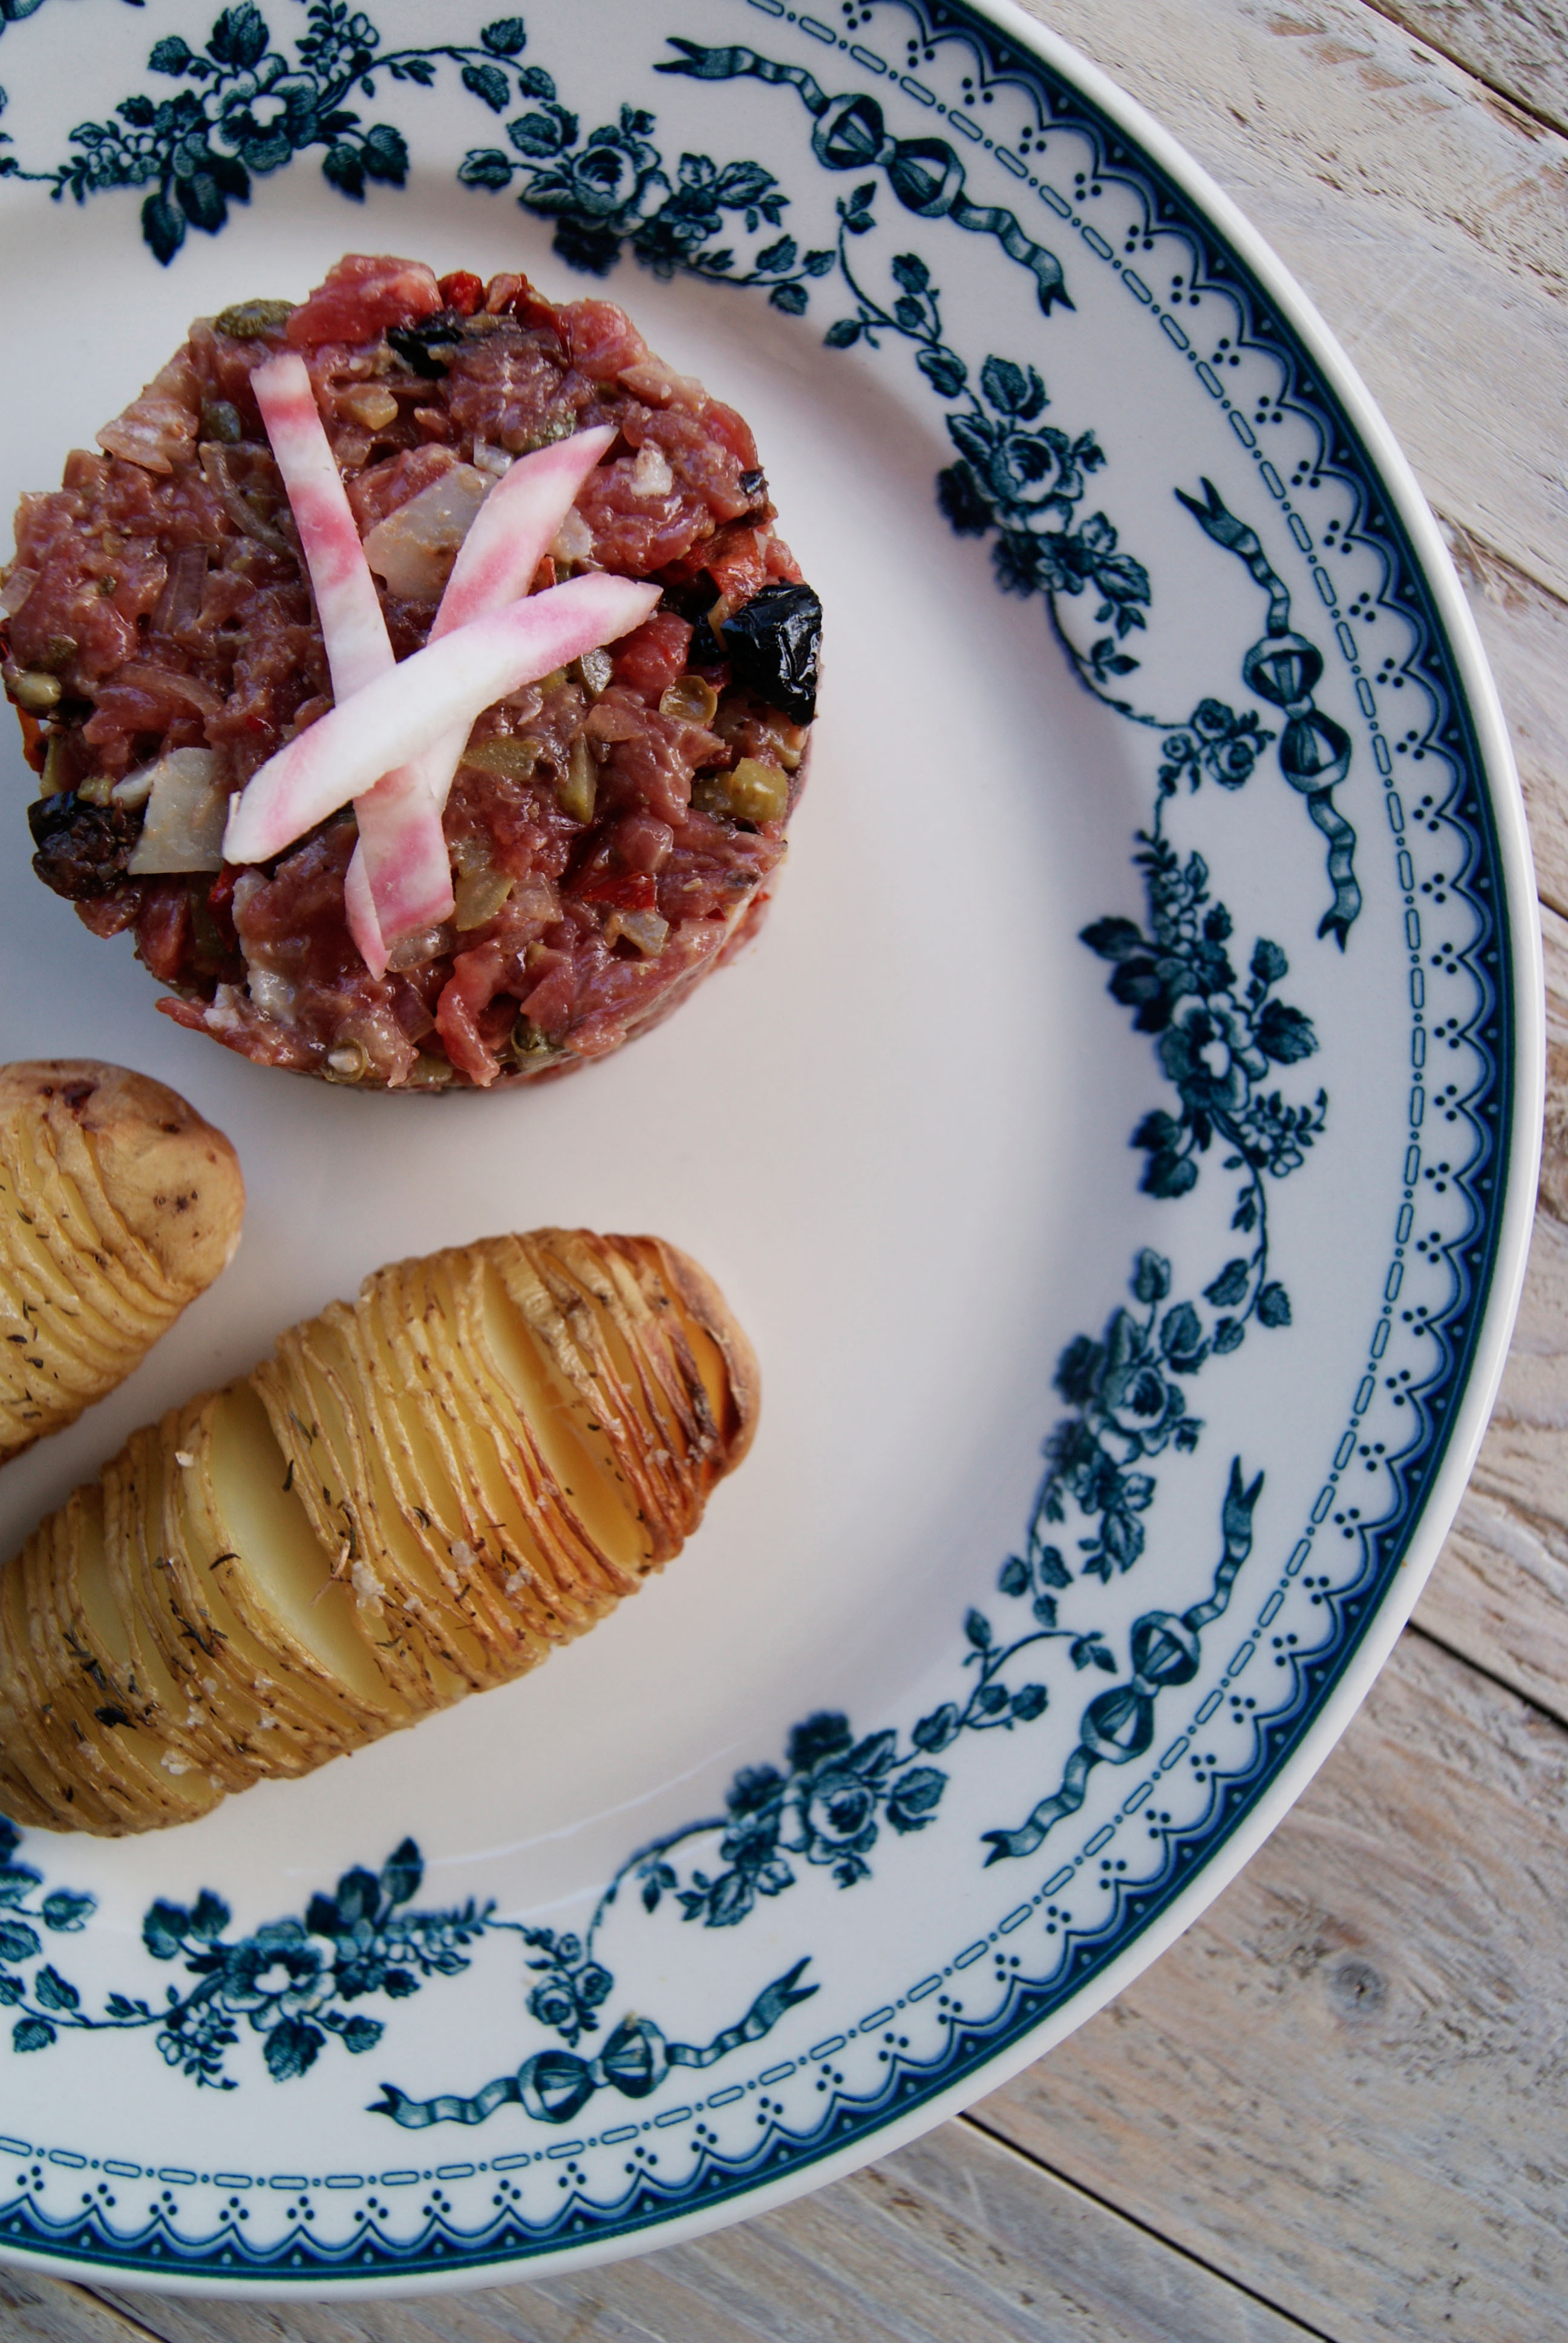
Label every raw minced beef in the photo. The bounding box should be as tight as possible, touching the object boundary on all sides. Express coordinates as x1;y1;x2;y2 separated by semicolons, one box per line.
1;254;820;1090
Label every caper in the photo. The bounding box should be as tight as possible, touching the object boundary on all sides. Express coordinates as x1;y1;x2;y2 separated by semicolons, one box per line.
501;414;575;455
200;399;244;445
214;299;296;340
725;758;789;824
696;758;788;825
324;1041;370;1083
1;663;61;714
509;1016;557;1060
659;674;719;727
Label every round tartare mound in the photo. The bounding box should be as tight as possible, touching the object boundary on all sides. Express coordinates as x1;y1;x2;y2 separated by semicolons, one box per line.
1;254;820;1090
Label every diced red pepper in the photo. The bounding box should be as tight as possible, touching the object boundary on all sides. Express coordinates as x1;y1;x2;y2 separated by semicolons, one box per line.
206;865;239;951
702;526;768;601
134;877;192;983
439;271;485;316
16;710;45;774
483;273;560;332
578;871;657;913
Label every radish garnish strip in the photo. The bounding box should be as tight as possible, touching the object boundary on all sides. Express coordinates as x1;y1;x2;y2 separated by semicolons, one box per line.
252;352;405;971
252;353;391;700
342;422;616;952
223;574;661;867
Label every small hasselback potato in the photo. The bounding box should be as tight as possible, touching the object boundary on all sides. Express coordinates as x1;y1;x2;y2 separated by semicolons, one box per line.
0;1230;758;1835
0;1060;244;1465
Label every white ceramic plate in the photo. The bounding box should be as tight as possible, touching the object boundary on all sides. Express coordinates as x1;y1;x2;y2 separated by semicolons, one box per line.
0;0;1541;2299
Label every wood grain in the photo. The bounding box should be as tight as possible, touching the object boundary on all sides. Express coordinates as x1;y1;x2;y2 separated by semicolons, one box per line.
1414;905;1568;1719
66;2126;1323;2343
1444;528;1568;926
1362;0;1568;139
1016;0;1568;603
971;1628;1568;2342
0;2269;158;2343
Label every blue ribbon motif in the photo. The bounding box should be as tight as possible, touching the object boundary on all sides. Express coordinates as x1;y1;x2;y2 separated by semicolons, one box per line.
981;1459;1263;1864
370;1959;817;2130
656;41;1071;315
1176;480;1359;947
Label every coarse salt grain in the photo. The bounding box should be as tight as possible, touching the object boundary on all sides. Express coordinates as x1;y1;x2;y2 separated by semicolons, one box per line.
351;1558;385;1603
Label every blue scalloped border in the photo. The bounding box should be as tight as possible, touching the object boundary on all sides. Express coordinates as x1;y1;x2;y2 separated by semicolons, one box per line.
0;0;1518;2281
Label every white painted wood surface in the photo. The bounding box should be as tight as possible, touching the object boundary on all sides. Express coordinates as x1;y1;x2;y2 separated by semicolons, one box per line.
12;0;1567;2333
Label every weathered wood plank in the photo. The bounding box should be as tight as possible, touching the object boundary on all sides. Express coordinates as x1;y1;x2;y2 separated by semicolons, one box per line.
1014;0;1568;602
1362;0;1568;140
0;2268;161;2343
1444;528;1568;925
970;1628;1568;2341
73;2123;1321;2343
1413;903;1567;1717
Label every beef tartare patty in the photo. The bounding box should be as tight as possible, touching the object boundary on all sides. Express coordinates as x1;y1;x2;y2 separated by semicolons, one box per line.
1;254;820;1090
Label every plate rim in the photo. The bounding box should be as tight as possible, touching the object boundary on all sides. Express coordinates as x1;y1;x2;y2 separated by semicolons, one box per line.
0;0;1544;2297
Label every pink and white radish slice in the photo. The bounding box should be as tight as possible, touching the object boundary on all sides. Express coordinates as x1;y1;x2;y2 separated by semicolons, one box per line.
223;572;661;867
251;352;407;971
344;422;615;958
252;356;620;972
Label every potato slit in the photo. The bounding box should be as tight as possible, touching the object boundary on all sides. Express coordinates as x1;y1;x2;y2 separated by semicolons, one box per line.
206;1382;403;1721
0;1227;755;1832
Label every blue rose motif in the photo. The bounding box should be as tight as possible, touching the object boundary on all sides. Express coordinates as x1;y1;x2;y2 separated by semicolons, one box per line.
575;1962;613;2010
528;1977;580;2036
1159;1001;1270;1119
799;1768;880;1878
1097;1310;1187;1455
218;65;321;172
525;119;664;231
213;1922;335;2031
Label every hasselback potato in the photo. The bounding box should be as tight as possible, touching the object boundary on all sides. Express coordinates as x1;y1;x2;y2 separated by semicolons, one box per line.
0;1229;757;1834
0;1060;244;1465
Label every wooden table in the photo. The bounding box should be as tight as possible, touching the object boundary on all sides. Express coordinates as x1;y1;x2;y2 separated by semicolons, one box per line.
8;1;1566;2335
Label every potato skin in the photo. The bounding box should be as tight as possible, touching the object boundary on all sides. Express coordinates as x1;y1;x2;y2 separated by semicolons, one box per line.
0;1060;244;1464
0;1229;756;1835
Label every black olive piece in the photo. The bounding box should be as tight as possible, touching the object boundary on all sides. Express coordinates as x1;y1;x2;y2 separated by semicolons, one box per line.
687;614;727;666
738;468;767;499
27;792;140;902
387;321;463;378
716;582;822;725
658;580;713;620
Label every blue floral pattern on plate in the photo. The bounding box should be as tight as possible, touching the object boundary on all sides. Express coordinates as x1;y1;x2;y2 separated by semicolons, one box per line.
0;0;1526;2287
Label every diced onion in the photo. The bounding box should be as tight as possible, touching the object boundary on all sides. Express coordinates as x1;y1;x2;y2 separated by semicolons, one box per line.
604;906;669;957
124;749;227;874
630;443;674;498
0;566;39;619
361;465;492;599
